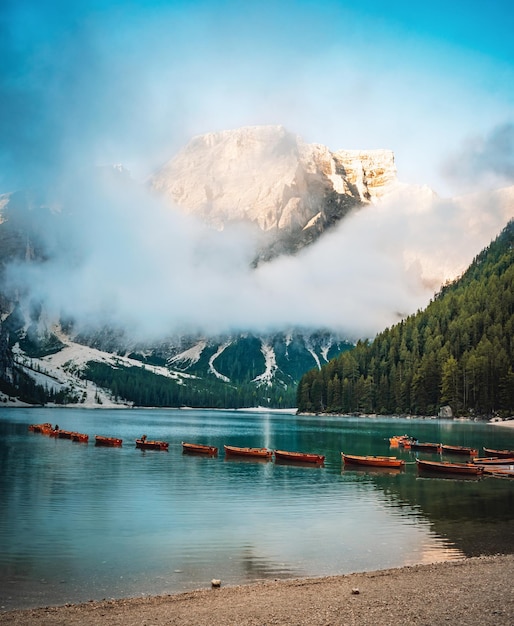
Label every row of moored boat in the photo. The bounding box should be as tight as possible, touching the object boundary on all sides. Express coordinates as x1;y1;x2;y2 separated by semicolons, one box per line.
389;434;514;477
27;423;514;476
28;424;326;462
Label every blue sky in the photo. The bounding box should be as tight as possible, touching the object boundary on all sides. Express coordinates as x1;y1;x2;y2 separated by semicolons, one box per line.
1;0;513;195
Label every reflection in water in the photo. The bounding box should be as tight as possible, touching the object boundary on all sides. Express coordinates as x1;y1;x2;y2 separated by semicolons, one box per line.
262;412;271;450
416;473;481;482
274;458;324;468
415;544;464;565
239;545;301;580
1;408;513;611
223;455;272;464
342;466;404;477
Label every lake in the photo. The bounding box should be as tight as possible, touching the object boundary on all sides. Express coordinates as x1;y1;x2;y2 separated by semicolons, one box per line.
1;407;513;611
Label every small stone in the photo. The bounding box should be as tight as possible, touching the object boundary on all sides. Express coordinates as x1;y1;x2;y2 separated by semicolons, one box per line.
211;579;221;588
351;588;360;595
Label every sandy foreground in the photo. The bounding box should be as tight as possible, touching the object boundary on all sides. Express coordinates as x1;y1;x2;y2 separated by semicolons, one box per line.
1;555;513;626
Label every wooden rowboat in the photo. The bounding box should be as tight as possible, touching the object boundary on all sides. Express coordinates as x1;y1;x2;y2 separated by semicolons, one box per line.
28;422;53;433
416;458;483;475
441;444;478;456
274;450;325;464
224;445;272;459
483;467;514;478
341;453;405;468
410;441;442;452
472;456;514;465
483;447;514;458
135;438;169;451
389;435;414;448
57;430;74;439
182;442;218;455
95;435;123;447
29;423;59;436
71;432;89;443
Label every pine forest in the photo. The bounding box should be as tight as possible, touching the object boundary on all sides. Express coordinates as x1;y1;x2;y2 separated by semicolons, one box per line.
297;220;514;418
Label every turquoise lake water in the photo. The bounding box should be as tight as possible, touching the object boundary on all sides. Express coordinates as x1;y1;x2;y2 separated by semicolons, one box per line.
1;407;513;611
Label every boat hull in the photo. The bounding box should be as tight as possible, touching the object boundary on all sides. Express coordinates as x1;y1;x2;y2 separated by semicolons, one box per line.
136;439;169;451
483;447;514;458
472;457;514;465
57;430;74;439
441;445;478;456
389;435;414;448
342;453;405;468
28;423;52;433
274;450;325;464
95;436;123;447
71;432;89;443
483;467;514;478
416;459;482;475
182;442;218;455
28;423;57;436
224;445;272;459
410;442;442;452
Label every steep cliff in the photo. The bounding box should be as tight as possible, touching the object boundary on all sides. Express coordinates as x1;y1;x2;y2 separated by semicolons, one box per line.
149;126;397;258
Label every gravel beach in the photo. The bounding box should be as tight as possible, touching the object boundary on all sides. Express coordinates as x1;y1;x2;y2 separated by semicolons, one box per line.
2;554;513;626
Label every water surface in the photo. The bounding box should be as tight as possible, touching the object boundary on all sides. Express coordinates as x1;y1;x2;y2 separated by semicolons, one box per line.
1;408;513;610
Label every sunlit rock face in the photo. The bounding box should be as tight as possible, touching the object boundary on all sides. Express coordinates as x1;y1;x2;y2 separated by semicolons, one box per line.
333;149;397;201
149;126;397;257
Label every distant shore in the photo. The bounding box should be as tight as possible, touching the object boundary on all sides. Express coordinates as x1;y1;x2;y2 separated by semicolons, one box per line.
2;555;513;625
494;419;514;429
3;400;514;429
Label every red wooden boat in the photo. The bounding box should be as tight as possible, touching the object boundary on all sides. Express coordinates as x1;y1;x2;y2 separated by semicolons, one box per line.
224;445;272;459
483;467;514;478
57;430;74;439
135;438;169;451
342;453;405;468
28;422;52;433
472;456;514;465
274;450;325;464
28;423;57;435
182;442;218;455
483;447;514;458
410;441;442;452
416;458;483;475
95;435;123;447
71;432;89;443
441;444;478;456
389;435;414;448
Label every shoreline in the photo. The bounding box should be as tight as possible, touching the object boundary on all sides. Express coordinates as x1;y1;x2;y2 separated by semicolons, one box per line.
3;401;514;428
2;554;513;625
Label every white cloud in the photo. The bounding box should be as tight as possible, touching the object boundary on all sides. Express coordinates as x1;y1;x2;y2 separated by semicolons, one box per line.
5;174;513;342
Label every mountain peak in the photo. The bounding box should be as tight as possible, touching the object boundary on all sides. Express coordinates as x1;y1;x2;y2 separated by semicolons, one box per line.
149;126;398;257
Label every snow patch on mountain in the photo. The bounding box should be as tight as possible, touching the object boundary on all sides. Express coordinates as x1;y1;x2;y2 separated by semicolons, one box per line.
13;342;129;407
10;335;200;408
320;344;331;363
168;340;207;367
208;341;231;382
252;341;278;387
303;335;324;370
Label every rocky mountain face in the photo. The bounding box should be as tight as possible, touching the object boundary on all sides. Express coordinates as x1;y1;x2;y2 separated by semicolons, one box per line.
149;125;397;259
